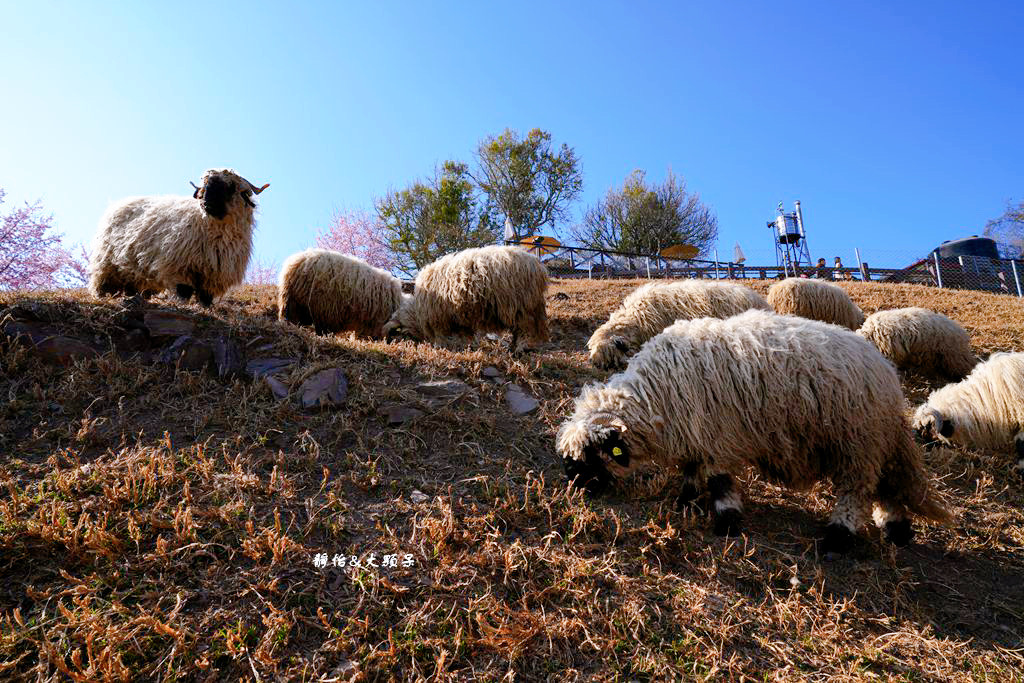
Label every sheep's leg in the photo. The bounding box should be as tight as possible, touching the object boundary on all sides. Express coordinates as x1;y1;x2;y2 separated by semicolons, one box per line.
708;473;742;536
196;289;214;307
676;461;704;510
822;491;870;555
507;330;520;354
1011;432;1019;481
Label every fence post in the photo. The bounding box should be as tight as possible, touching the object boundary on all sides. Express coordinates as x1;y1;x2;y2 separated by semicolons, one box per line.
1012;259;1022;297
933;252;943;289
714;250;720;279
646;257;651;279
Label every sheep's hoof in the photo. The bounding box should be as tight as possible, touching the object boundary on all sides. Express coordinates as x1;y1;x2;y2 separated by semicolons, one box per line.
677;483;702;510
712;509;743;537
884;519;914;547
175;284;195;301
821;523;856;557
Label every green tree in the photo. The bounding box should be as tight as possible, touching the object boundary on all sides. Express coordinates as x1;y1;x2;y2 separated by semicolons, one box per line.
984;200;1024;258
472;128;583;241
570;169;718;256
375;161;498;276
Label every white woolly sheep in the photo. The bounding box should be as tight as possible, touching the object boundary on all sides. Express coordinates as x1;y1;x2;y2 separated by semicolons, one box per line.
557;310;950;555
278;248;405;339
88;169;269;306
912;352;1024;476
858;307;977;379
383;245;549;351
767;278;864;330
588;280;771;369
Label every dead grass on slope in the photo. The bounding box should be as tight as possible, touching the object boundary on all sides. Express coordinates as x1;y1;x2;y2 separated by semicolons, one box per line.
0;279;1021;681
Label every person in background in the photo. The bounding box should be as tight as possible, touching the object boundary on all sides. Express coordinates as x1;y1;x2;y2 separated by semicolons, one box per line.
813;257;830;279
833;256;850;280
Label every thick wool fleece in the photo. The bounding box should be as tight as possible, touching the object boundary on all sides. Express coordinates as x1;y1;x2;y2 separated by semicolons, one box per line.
767;278;864;330
278;248;404;338
383;245;549;348
558;310;949;536
89;169;265;303
587;280;770;369
858;307;976;379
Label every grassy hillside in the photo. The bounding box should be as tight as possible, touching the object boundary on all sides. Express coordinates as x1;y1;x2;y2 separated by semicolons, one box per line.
1;279;1022;681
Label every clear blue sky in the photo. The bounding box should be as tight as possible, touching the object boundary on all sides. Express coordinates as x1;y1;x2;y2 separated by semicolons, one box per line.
2;1;1021;269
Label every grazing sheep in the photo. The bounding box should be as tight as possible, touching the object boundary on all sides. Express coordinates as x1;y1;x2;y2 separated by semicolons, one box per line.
557;310;950;555
767;278;864;330
858;307;977;379
588;280;771;369
912;352;1024;476
278;248;404;338
88;169;269;306
383;245;549;351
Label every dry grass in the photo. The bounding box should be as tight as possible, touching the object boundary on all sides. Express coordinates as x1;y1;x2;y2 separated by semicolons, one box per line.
0;278;1022;681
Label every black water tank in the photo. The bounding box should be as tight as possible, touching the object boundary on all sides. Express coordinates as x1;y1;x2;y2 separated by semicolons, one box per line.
930;236;999;260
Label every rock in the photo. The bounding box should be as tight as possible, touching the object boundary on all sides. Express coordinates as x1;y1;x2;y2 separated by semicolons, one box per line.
481;366;503;382
159;336;214;371
265;375;290;399
2;320;56;345
552;292;570;301
246;357;296;378
212;336;244;378
34;336;99;366
120;328;150;352
383;405;423;425
144;311;195;337
298;368;348;409
505;384;539;415
410;490;429;504
416;379;469;399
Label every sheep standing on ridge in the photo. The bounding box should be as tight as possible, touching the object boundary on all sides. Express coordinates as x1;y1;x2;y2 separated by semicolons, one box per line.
587;280;770;369
858;307;977;379
557;310;950;555
383;245;549;352
278;249;404;338
913;352;1024;476
767;277;864;329
88;169;269;306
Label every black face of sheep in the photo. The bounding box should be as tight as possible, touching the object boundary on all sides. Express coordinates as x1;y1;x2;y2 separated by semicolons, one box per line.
914;414;955;448
563;431;630;495
199;176;236;220
384;325;417;343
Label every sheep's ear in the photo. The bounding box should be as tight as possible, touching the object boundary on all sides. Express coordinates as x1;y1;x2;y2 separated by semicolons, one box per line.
939;418;954;438
612;337;629;353
201;176;235;219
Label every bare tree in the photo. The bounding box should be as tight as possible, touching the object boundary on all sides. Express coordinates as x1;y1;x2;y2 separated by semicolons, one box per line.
570;169;718;256
984;200;1024;258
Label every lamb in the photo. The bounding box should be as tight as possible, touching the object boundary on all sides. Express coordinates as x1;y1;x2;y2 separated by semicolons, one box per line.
912;352;1024;476
857;307;977;379
766;277;864;330
383;245;549;351
588;280;771;369
88;168;269;306
557;309;950;555
278;248;404;338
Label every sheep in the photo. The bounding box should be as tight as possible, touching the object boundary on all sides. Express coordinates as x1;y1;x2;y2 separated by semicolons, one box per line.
587;280;771;369
857;307;977;379
912;352;1024;477
766;278;864;330
88;168;269;306
557;309;950;555
277;248;404;338
382;245;549;352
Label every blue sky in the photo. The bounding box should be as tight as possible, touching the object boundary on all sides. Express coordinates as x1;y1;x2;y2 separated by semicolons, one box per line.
1;1;1021;269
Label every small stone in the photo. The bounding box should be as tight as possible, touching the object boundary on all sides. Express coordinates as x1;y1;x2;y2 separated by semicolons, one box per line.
246;357;296;378
212;336;244;377
384;405;423;425
144;311;195;337
552;292;570;301
410;490;429;504
265;375;290;399
298;368;348;409
505;383;539;415
34;336;99;366
415;379;470;398
158;336;214;371
482;366;503;380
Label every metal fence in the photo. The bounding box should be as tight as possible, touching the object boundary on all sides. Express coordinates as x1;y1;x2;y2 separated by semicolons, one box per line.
508;240;1024;297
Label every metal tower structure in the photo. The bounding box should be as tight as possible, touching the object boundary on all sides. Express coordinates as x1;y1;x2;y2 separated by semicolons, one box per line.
767;200;812;276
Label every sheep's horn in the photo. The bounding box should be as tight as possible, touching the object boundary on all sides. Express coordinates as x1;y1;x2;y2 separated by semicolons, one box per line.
190;181;201;198
243;178;270;194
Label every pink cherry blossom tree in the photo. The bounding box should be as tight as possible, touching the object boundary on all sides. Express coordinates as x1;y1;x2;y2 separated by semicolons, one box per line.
245;256;279;285
315;208;395;272
0;188;88;290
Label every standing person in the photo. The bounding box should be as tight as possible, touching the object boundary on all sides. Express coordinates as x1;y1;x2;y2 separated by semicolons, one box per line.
813;257;830;279
833;256;848;280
